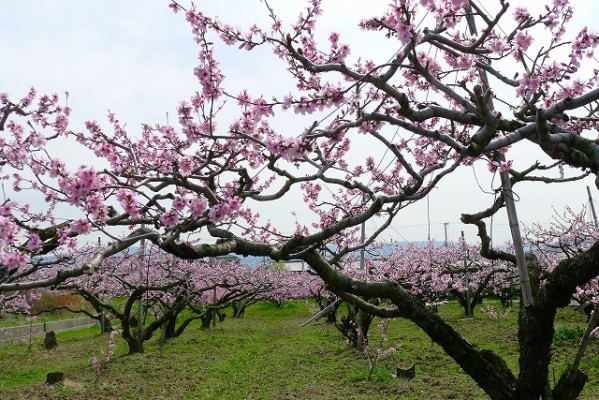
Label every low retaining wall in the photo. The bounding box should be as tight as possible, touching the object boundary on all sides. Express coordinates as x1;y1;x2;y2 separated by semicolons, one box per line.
0;316;97;346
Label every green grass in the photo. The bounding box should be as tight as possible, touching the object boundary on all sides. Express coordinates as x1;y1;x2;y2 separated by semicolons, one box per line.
554;325;585;342
0;313;74;328
0;300;598;399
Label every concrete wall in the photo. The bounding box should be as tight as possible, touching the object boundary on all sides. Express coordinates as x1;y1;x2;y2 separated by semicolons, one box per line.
0;316;96;346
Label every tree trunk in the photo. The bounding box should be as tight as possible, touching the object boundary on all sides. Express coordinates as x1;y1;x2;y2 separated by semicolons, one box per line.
511;303;556;399
162;315;177;339
498;289;512;308
232;301;246;318
270;299;283;308
98;312;113;333
552;366;587;400
406;306;516;398
336;301;375;350
452;290;480;317
200;311;213;329
325;298;339;323
120;307;144;354
314;294;338;323
124;335;144;354
326;307;337;323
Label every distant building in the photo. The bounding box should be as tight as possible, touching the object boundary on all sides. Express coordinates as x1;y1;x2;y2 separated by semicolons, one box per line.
281;260;310;273
214;255;240;263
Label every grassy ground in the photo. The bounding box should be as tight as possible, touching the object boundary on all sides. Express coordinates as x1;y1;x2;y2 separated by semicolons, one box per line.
0;292;91;328
0;300;597;399
0;313;76;328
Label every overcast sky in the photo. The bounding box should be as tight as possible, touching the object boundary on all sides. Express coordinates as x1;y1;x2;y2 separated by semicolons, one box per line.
2;0;599;246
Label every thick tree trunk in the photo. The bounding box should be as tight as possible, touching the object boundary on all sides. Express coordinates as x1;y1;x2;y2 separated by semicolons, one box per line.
552;366;587;400
512;303;556;399
325;298;339;323
124;336;144;354
121;314;145;354
498;289;513;308
393;297;516;399
336;301;375;350
162;316;177;339
232;301;246;318
356;303;374;348
314;294;339;323
326;308;337;323
200;311;213;329
270;299;284;308
98;312;113;333
452;289;482;317
120;305;144;354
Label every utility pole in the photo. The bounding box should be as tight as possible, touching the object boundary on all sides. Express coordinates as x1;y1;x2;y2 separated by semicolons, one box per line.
360;220;366;269
137;237;145;349
587;186;598;226
465;8;534;306
129;151;146;349
444;223;449;247
213;266;217;328
360;194;366;269
462;231;472;317
427;195;431;241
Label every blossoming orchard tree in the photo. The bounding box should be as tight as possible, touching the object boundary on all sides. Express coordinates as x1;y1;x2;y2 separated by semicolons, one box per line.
2;0;599;398
525;208;599;317
64;247;276;354
383;240;515;316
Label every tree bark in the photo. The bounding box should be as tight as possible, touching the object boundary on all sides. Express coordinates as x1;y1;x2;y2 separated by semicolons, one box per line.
552;366;587;400
336;301;374;350
326;298;339;323
200;311;213;329
124;335;144;354
513;302;556;399
162;315;177;339
232;301;246;318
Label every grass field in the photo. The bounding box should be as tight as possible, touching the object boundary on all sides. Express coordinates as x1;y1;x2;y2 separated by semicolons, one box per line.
0;313;74;328
0;300;597;399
